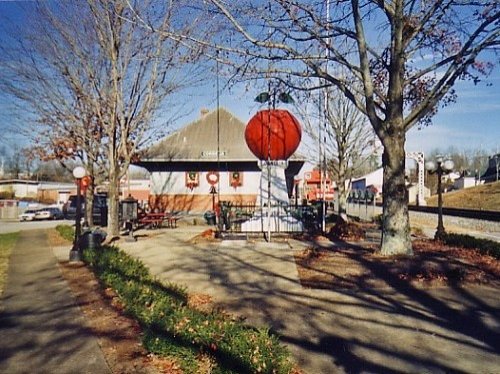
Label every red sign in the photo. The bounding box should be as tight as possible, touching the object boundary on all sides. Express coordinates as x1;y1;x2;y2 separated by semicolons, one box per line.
79;175;92;193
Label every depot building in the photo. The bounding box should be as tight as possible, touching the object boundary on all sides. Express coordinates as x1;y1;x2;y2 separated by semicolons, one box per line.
135;108;305;213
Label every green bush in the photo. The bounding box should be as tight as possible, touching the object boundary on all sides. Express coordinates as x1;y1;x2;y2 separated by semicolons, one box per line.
0;191;15;199
442;233;500;259
83;245;295;374
56;225;75;242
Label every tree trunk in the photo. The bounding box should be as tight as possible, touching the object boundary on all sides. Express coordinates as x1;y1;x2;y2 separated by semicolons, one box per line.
85;184;94;227
337;180;349;221
380;132;413;256
107;165;121;238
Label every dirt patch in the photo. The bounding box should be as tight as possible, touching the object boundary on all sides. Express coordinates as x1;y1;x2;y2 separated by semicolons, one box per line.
59;261;182;374
295;238;500;290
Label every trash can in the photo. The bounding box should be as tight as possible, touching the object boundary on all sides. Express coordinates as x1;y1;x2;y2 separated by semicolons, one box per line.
80;229;106;250
204;211;216;225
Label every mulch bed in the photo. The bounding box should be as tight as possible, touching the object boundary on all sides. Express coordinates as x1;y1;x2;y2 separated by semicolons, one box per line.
295;238;500;290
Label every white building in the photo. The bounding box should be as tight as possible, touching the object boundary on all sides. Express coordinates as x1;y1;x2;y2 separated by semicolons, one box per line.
135;108;305;213
351;168;383;196
0;179;39;199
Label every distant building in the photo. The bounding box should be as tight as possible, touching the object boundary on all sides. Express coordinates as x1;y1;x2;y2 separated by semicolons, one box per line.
0;179;74;206
0;179;39;199
453;176;483;190
481;154;499;183
407;184;430;204
351;168;431;204
302;169;335;203
37;181;75;205
351;168;383;196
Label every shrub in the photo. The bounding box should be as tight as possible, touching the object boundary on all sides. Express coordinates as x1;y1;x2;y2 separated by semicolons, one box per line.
0;191;15;199
442;233;500;259
83;245;295;374
56;225;75;242
371;214;383;228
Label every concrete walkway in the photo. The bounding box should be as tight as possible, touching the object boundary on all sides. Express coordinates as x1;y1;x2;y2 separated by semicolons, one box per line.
0;230;110;374
120;227;500;374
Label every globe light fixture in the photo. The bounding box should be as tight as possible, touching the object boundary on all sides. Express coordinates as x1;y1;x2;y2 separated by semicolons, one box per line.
425;155;454;240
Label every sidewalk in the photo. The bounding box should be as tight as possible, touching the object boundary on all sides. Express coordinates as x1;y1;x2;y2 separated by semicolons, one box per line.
120;227;500;374
0;230;111;374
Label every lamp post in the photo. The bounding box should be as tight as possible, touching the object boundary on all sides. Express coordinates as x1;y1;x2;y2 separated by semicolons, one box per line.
494;154;499;182
425;155;454;240
254;90;294;242
69;166;86;262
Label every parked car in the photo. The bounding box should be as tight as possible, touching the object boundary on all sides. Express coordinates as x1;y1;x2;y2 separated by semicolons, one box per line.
63;194;108;226
34;207;64;220
19;209;39;221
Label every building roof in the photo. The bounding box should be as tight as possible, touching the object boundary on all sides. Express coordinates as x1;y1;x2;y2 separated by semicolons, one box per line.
140;108;304;163
0;179;39;186
142;108;255;162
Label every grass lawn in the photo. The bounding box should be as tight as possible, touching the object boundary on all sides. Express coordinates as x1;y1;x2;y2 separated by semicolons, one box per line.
426;180;500;211
0;232;18;295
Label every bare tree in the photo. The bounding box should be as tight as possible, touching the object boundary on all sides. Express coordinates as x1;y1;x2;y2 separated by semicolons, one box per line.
0;1;107;224
326;91;379;219
183;0;499;255
1;0;206;235
298;88;378;220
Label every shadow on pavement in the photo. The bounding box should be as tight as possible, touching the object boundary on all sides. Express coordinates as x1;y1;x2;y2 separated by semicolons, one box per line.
120;228;500;373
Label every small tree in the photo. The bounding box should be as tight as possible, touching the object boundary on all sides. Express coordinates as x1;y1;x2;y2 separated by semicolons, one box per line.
298;88;378;220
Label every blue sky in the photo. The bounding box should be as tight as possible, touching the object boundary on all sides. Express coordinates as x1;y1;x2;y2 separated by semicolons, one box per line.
1;1;499;162
405;76;500;156
188;71;500;159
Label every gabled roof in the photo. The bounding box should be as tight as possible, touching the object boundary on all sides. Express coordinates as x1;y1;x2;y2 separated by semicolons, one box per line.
142;108;255;162
141;108;305;163
0;179;38;186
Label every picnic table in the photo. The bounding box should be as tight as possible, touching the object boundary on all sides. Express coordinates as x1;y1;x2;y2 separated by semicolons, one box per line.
138;212;180;229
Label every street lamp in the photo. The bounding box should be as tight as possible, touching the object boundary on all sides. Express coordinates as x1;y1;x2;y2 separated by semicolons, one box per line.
255;89;295;242
69;166;86;262
425;155;454;240
494;154;499;182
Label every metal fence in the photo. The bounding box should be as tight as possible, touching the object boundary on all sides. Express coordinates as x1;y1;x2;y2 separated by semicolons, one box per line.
216;202;322;234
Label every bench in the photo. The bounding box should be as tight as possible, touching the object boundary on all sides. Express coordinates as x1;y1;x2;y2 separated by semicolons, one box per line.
139;213;166;229
164;213;181;228
138;212;181;229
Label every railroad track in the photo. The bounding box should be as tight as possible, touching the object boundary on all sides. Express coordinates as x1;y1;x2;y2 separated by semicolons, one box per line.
408;205;500;222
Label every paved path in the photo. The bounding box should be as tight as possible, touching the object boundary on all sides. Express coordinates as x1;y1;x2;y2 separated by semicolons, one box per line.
121;227;500;374
0;219;74;235
0;230;110;374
